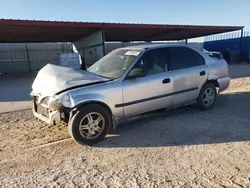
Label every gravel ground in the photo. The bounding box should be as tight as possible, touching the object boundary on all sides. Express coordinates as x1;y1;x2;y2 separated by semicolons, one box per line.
1;74;250;187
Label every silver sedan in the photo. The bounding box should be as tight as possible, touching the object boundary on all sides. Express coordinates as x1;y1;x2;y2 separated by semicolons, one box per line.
31;44;230;145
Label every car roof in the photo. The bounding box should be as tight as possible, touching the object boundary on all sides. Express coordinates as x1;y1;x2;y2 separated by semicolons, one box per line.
120;43;192;51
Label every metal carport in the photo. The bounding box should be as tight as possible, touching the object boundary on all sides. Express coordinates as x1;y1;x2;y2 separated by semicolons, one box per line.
0;19;244;71
0;19;243;42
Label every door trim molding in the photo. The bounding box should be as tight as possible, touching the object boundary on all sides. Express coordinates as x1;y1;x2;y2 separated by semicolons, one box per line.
115;87;198;108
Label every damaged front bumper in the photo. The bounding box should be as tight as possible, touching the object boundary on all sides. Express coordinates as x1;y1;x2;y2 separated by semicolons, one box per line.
32;108;61;125
32;96;67;125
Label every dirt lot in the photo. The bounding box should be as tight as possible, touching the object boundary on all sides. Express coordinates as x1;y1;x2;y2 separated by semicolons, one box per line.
1;68;250;187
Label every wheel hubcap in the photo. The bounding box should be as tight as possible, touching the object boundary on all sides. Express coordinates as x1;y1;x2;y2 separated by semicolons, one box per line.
202;88;215;106
79;112;105;139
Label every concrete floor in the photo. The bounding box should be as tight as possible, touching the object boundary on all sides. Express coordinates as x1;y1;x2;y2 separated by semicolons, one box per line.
0;64;250;113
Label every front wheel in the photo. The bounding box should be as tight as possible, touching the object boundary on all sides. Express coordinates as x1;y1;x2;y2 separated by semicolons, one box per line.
68;104;111;145
197;83;217;110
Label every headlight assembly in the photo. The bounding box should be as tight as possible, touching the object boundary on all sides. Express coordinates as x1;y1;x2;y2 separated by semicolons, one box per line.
40;97;50;105
46;94;72;109
48;96;62;109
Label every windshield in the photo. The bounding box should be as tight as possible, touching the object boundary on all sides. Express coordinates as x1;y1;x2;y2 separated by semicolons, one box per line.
87;49;141;79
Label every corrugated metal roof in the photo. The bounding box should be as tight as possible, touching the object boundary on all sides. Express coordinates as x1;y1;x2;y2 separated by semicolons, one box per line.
0;19;244;42
0;18;243;28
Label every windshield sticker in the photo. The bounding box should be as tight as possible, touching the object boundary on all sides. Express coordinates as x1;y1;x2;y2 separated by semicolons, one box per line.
125;51;140;56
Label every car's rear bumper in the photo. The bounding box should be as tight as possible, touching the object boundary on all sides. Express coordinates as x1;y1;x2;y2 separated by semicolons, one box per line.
217;76;230;93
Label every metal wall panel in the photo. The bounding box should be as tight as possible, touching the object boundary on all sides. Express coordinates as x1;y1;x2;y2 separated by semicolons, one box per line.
0;42;73;73
204;36;250;61
0;41;205;73
73;31;104;66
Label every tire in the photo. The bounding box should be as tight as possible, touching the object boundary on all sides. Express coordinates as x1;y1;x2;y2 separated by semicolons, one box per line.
197;83;217;110
68;104;111;145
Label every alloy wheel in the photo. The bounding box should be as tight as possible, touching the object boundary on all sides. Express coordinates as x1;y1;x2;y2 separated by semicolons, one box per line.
202;87;215;107
79;112;105;139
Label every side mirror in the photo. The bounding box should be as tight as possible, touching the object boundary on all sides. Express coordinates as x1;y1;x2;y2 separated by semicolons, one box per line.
127;68;146;79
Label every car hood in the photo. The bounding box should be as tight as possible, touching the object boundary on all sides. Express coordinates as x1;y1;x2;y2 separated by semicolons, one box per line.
31;64;109;97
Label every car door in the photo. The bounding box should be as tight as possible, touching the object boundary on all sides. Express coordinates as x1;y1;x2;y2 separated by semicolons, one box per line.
168;47;208;105
120;48;174;117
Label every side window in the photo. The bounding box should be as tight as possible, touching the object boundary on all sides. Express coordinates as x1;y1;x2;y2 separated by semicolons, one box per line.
133;48;168;75
169;47;205;70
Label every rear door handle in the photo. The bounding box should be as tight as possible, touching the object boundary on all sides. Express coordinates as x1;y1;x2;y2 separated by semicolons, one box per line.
200;71;206;76
162;78;171;84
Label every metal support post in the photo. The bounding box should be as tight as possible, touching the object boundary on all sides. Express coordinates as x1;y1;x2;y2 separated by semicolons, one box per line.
61;43;64;53
185;27;188;44
240;28;244;61
102;28;106;56
25;43;32;72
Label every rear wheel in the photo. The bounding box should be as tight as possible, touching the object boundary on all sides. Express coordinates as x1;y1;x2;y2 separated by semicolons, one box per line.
68;104;111;145
197;83;217;110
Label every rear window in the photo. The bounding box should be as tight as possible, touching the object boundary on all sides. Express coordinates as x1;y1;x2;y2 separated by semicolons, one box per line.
169;47;205;70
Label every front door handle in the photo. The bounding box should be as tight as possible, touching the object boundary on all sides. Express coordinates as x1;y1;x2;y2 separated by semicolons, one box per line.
200;71;206;76
162;78;171;84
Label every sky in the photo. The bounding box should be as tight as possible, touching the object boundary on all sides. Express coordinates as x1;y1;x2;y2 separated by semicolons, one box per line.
0;0;249;42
